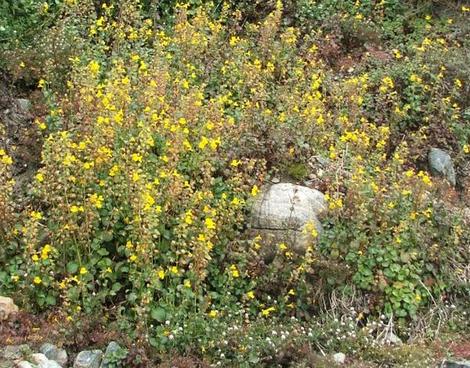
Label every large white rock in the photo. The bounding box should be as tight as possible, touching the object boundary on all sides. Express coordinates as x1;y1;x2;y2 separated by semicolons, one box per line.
251;183;327;230
249;183;327;254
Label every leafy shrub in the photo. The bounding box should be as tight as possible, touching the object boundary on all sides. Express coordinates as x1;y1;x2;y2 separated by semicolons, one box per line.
320;138;463;318
0;0;468;359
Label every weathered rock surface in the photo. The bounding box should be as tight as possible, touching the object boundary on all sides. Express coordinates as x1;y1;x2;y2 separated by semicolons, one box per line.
443;360;470;368
249;183;326;254
0;296;19;320
39;344;67;367
30;353;62;368
73;350;103;368
251;183;327;229
428;148;456;186
2;345;31;361
15;362;35;368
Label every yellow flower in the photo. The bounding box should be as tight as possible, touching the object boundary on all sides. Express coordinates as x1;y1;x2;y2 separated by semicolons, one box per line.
205;217;216;230
31;211;43;220
1;155;13;165
88;60;100;76
41;244;53;260
393;49;402;59
231;197;242;206
251;185;259;197
464;145;469;154
184;279;191;288
229;36;239;47
70;205;84;213
157;269;165;280
131;153;143;162
230;159;241;167
35;173;45;182
208;310;218;318
80;267;88;275
41;2;49;13
261;306;275;317
109;165;119;177
33;276;42;285
11;275;19;282
246;291;255;299
129;254;137;262
184;210;193;225
32;254;39;262
132;172;140;182
421;174;432;186
35;119;47;130
170;266;179;274
89;193;104;209
229;264;240;278
198;136;209;150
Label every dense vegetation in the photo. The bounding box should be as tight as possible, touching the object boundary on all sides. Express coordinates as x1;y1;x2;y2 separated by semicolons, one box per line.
1;0;469;366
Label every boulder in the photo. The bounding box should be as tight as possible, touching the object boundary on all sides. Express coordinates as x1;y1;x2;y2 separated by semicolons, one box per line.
2;345;31;360
15;362;36;368
39;344;67;367
428;148;456;186
28;354;62;368
0;296;19;320
73;350;103;368
249;183;326;254
30;354;49;365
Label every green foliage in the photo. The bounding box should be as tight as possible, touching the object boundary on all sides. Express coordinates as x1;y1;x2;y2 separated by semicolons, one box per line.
287;162;309;181
0;0;469;363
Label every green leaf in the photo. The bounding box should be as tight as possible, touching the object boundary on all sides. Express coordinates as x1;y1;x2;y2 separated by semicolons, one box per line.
149;337;158;347
151;306;166;322
97;248;109;256
66;261;78;274
45;294;56;306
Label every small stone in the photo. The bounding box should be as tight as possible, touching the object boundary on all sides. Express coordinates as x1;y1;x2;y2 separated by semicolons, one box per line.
271;177;280;184
2;345;31;360
383;331;402;345
73;350;103;368
42;361;62;368
30;353;63;368
0;296;19;321
101;342;124;368
15;362;36;368
333;352;346;364
428;147;456;186
40;343;67;367
30;354;49;365
443;360;470;368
